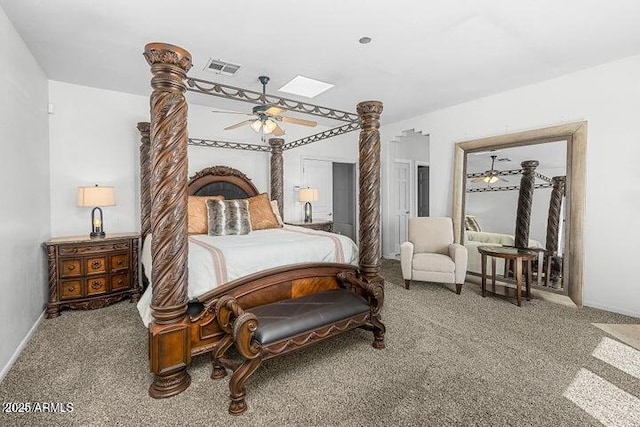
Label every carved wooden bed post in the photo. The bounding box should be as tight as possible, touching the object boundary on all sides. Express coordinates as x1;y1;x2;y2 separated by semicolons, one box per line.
144;43;193;399
514;160;539;249
545;175;566;286
137;122;151;242
357;101;384;283
268;138;284;217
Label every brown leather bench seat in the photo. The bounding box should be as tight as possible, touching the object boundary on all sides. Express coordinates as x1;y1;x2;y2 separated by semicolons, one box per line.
250;289;370;345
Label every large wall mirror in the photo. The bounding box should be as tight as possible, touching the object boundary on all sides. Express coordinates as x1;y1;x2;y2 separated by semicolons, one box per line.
452;122;587;307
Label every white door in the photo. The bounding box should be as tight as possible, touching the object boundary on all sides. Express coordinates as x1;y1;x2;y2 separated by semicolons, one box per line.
391;160;411;256
302;159;333;220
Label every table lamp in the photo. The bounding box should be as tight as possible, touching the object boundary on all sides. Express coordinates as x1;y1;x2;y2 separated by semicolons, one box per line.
77;185;116;238
298;187;318;223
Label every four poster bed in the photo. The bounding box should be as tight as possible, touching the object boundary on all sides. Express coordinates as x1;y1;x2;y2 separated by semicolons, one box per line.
138;42;385;405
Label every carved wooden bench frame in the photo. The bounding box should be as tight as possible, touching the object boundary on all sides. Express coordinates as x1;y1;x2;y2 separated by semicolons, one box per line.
213;270;385;415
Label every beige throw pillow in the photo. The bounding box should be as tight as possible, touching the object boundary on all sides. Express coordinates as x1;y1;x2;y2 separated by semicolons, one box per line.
247;193;282;230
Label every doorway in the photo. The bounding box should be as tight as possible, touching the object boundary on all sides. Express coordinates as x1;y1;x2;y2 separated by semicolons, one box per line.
302;157;357;241
417;164;430;217
332;163;356;240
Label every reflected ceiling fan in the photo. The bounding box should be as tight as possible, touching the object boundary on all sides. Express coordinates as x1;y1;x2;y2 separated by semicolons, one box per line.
471;155;509;184
212;75;317;137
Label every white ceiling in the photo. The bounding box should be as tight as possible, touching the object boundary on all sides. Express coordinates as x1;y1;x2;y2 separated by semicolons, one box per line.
3;0;640;123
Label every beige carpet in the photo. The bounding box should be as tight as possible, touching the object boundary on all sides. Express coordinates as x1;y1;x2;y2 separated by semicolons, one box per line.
592;324;640;351
0;259;638;427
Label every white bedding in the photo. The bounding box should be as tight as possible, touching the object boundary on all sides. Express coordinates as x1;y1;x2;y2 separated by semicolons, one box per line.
137;225;358;326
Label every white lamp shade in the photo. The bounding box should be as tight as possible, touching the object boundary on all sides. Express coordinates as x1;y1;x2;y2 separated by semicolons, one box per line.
263;119;277;134
298;187;318;202
77;186;116;207
250;120;262;132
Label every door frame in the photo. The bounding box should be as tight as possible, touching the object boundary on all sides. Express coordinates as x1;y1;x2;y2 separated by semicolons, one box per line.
414;160;430;217
391;158;413;257
300;155;359;243
452;122;587;307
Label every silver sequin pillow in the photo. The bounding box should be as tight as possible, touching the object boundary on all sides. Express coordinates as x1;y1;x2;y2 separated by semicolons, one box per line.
206;199;252;236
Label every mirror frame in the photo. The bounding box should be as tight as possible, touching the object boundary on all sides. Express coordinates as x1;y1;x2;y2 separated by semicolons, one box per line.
452;122;587;307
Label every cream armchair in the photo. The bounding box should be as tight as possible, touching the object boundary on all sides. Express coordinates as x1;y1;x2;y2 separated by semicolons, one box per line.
400;217;468;294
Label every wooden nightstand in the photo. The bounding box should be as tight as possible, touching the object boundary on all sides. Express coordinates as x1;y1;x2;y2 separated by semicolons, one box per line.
285;220;334;233
43;232;141;318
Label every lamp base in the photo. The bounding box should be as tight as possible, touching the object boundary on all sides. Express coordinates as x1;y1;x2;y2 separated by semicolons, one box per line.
304;202;313;223
90;231;106;239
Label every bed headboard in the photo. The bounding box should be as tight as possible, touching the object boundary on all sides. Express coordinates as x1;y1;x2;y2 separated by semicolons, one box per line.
187;165;260;199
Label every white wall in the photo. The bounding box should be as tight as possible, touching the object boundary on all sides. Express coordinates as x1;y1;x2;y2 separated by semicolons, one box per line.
380;53;640;317
0;5;50;377
48;81;360;235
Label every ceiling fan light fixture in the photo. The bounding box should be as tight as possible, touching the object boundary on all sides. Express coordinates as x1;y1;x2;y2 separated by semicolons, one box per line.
484;176;499;184
250;120;262;132
263;119;277;134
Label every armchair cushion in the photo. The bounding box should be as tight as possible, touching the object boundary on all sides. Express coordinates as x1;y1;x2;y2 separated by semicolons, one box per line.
412;253;455;273
408;217;454;255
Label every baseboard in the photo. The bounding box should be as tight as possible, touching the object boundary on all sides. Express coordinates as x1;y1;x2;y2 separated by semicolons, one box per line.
0;310;46;383
583;300;640;320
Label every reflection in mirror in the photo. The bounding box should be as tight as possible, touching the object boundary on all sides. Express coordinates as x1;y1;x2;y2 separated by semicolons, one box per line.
463;141;567;293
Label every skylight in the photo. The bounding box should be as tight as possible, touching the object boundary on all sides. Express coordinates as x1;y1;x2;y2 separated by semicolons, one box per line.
278;75;334;98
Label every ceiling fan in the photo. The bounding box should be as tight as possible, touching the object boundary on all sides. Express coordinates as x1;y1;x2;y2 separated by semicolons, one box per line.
471;155;509;184
212;75;318;137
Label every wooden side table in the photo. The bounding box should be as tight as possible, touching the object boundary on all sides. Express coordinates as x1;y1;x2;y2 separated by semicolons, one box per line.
477;246;537;307
285;220;333;233
43;232;140;318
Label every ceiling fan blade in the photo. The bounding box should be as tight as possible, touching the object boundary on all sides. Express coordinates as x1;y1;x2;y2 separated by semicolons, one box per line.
471;176;485;183
278;116;317;127
500;177;509;182
265;107;285;116
212;109;253;116
224;120;254;130
271;123;285;136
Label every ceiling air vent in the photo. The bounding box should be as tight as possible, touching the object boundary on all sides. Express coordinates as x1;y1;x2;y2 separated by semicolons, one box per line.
204;58;241;75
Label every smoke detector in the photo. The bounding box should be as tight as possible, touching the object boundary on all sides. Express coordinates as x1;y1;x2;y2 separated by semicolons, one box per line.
204;58;241;76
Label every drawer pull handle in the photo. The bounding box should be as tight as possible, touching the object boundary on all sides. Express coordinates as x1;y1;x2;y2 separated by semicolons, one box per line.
91;281;102;290
68;286;75;292
91;261;102;269
117;279;123;285
117;259;123;266
68;265;76;271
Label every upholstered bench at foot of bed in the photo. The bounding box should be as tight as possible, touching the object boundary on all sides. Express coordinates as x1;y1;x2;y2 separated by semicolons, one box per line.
213;272;385;415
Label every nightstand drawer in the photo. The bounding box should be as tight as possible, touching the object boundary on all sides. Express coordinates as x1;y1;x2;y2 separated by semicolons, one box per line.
111;273;130;291
111;254;129;271
60;259;81;278
86;257;107;275
60;279;82;299
86;277;108;295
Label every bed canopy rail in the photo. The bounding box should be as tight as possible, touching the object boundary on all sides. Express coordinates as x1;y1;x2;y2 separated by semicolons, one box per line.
186;77;359;123
141;42;382;399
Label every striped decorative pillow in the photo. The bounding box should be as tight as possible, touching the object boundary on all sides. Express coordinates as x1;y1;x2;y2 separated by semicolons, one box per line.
464;215;482;232
206;199;252;236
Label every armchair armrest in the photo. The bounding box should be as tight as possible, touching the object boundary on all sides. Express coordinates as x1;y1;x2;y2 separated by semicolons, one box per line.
400;241;414;280
448;243;468;284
